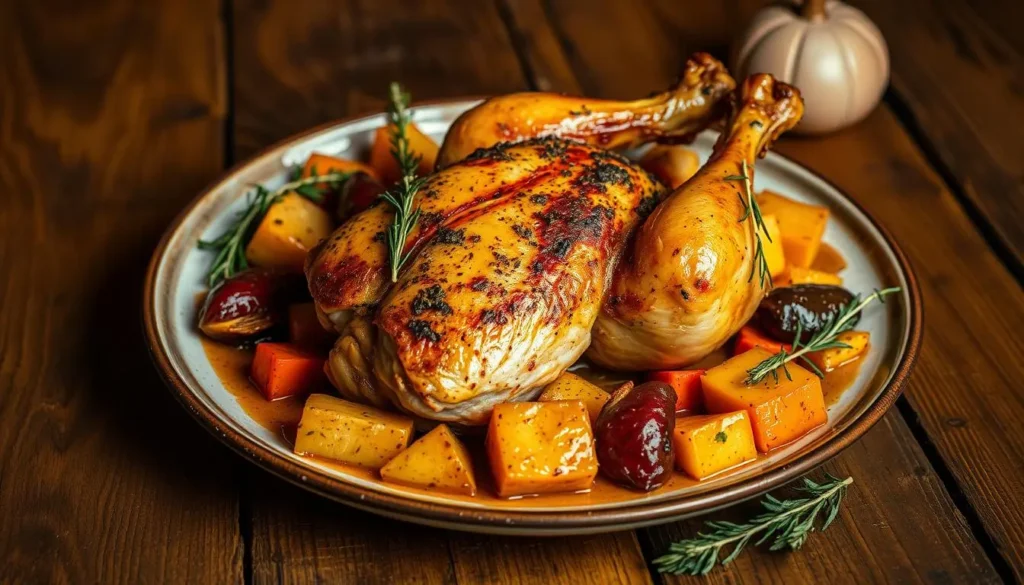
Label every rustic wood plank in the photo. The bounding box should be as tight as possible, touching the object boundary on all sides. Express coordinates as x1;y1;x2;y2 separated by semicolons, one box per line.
644;413;1000;584
504;0;1011;581
776;104;1024;582
249;476;455;585
0;0;242;583
448;530;652;585
853;0;1024;271
232;2;653;583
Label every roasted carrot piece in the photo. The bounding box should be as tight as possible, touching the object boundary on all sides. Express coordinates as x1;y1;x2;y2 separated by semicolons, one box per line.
288;303;335;348
368;123;439;185
302;152;380;182
733;325;792;357
647;369;706;411
251;342;327;401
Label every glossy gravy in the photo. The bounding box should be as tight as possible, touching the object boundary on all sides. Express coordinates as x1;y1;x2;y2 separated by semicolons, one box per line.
201;336;864;507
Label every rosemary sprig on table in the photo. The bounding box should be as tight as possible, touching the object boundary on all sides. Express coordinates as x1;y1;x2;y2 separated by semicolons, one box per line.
380;82;428;282
653;474;852;576
198;170;350;287
726;160;773;289
745;286;901;385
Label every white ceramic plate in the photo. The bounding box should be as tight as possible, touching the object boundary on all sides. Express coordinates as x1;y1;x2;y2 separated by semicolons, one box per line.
144;99;922;535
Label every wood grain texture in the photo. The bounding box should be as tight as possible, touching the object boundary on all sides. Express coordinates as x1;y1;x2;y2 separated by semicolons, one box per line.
777;105;1024;581
644;413;1000;584
0;0;241;583
853;0;1024;271
232;2;652;583
249;476;454;585
232;0;528;160
503;0;1010;581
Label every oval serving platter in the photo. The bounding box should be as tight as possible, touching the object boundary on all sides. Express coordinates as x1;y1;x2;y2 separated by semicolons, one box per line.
144;99;922;536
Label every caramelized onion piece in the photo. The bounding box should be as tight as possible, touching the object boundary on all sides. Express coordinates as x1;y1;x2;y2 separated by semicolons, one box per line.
198;269;302;342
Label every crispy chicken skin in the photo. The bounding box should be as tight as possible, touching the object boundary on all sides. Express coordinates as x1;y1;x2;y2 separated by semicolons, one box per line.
436;53;735;168
326;139;663;423
588;75;805;370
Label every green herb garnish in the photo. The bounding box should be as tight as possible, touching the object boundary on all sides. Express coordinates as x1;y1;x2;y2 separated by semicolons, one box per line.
744;287;901;385
714;431;728;443
379;82;428;283
198;169;351;287
653;474;852;576
725;160;773;289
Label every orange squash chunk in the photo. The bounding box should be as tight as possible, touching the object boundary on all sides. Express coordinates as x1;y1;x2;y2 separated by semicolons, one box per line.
538;372;610;422
486;401;597;497
733;325;791;357
368;122;439;185
808;331;869;372
781;266;843;286
245;193;333;273
647;369;705;411
294;394;414;469
756;191;829;268
701;348;827;453
760;214;787;278
251;342;326;401
673;411;757;480
302;152;380;182
380;424;477;495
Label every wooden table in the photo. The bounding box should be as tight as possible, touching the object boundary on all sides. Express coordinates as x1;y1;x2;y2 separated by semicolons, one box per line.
1;0;1021;583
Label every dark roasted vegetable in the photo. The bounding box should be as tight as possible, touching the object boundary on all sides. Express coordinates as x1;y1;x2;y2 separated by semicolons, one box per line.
594;381;676;491
198;269;303;342
755;284;857;344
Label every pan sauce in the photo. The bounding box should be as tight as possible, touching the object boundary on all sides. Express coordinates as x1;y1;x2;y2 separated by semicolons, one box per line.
201;332;863;507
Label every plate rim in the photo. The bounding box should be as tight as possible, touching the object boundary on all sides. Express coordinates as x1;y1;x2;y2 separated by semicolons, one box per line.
142;97;924;535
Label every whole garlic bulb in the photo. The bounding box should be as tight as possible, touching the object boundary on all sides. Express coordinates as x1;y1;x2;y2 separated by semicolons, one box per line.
732;0;889;135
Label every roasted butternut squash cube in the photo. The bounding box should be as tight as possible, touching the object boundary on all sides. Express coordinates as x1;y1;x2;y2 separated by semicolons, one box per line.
808;331;869;372
294;394;414;469
673;411;757;480
701;349;827;453
538;372;610;422
369;123;439;185
639;144;700;188
380;424;477;495
781;266;843;286
761;214;786;278
303;152;380;182
245;193;333;273
756;191;829;268
486;401;597;497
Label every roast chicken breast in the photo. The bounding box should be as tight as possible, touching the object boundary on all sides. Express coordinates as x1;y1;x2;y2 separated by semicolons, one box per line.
588;75;805;370
327;139;663;423
436;53;735;167
307;53;734;334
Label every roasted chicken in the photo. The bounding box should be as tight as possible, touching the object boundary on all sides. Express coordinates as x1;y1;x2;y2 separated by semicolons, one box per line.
588;75;805;370
437;53;735;167
320;139;663;423
305;54;739;424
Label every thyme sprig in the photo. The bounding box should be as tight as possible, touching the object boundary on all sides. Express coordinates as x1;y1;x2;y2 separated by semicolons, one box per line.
380;82;428;282
745;286;901;384
726;160;773;289
653;474;852;576
198;170;350;287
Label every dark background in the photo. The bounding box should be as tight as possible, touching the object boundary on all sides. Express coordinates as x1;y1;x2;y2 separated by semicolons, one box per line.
0;0;1021;583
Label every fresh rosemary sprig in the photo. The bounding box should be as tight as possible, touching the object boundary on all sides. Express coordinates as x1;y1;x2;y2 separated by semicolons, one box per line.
726;160;773;289
745;286;901;384
380;82;428;283
653;474;852;576
198;170;350;287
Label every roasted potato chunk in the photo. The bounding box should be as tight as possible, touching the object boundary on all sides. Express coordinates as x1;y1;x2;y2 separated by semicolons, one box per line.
380;425;477;495
294;394;414;468
538;372;610;422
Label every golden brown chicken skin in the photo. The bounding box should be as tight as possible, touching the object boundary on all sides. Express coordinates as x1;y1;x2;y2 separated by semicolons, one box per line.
588;75;805;371
326;139;664;424
436;53;735;168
